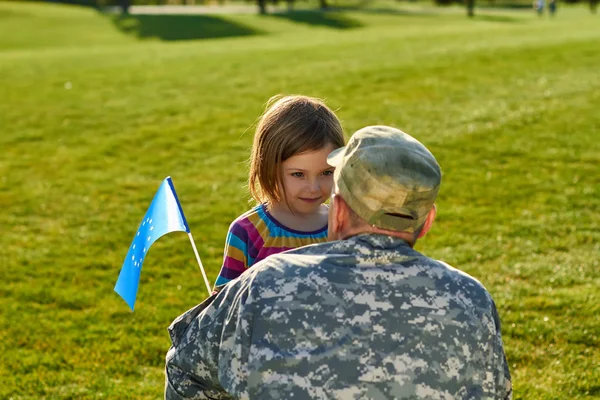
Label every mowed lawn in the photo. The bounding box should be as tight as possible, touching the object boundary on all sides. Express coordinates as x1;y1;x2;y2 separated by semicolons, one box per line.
1;1;598;398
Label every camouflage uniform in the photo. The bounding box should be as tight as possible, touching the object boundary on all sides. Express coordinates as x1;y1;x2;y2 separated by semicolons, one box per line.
165;233;512;399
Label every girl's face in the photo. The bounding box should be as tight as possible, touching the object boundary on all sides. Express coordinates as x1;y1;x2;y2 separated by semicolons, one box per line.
278;143;338;216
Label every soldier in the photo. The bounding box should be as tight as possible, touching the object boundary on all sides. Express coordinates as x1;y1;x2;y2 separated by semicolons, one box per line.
164;125;513;400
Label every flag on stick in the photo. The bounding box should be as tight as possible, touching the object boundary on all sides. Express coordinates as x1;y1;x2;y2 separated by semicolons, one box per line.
114;177;190;311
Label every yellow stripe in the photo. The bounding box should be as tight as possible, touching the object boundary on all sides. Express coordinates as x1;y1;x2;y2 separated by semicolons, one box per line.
247;211;272;243
226;245;246;263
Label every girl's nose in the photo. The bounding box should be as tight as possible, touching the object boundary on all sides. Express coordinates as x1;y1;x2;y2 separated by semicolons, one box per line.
306;178;320;193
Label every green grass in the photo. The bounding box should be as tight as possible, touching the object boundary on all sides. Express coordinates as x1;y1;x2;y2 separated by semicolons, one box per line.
1;1;599;398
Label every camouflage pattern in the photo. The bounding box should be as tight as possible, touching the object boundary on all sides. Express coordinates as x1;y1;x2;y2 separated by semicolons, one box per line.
327;126;441;233
165;234;512;400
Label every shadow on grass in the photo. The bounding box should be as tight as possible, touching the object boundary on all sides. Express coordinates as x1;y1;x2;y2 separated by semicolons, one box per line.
472;14;523;22
46;0;97;7
479;2;534;8
270;9;363;29
111;14;259;41
330;5;439;17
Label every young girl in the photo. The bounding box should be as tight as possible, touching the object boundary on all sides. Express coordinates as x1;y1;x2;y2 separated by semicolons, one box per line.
213;95;345;290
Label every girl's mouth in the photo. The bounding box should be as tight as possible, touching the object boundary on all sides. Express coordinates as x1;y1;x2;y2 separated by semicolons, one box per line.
299;197;321;203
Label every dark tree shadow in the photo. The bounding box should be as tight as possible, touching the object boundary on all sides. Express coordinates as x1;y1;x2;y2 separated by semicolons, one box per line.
270;10;363;29
111;14;259;41
480;2;534;8
330;5;440;16
46;0;97;7
472;14;522;22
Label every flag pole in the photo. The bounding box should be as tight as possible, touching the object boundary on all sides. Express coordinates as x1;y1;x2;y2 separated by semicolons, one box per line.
188;232;212;296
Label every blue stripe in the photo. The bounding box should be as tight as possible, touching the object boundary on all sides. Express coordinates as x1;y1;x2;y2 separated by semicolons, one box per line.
227;231;247;253
214;275;231;287
227;229;255;266
256;206;328;239
256;207;292;238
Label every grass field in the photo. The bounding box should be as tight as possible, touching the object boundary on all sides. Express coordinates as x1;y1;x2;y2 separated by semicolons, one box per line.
1;1;599;398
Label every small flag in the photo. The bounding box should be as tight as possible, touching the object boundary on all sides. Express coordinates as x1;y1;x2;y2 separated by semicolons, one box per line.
114;177;190;311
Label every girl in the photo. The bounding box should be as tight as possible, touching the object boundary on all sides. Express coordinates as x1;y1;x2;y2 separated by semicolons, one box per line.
213;95;345;290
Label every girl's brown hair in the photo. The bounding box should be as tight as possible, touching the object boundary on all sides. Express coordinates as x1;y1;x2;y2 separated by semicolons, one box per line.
249;95;345;205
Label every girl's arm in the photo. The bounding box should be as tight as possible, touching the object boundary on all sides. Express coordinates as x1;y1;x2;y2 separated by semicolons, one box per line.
213;222;250;292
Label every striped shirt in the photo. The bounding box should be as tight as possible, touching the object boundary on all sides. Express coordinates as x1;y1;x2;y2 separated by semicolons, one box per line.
214;204;328;288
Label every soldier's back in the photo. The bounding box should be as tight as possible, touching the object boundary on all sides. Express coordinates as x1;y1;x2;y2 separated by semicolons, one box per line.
240;234;509;399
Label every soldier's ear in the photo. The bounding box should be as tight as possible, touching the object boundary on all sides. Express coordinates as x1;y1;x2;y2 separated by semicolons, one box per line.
417;205;437;239
328;194;347;240
330;195;342;231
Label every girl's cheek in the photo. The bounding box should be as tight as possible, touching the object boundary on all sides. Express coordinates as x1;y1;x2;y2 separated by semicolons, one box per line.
321;178;334;191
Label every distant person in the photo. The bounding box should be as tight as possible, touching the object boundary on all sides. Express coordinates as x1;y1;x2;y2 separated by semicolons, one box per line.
119;0;130;15
212;94;345;292
165;125;513;399
548;0;557;15
534;0;545;15
534;0;557;16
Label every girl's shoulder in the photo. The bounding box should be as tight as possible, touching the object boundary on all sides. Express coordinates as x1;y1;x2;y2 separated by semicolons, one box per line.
227;204;264;231
233;204;262;221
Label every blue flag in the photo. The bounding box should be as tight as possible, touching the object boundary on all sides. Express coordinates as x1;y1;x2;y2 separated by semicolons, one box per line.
114;177;190;311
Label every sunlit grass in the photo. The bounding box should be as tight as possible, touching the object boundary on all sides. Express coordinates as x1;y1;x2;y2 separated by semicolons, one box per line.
1;1;598;398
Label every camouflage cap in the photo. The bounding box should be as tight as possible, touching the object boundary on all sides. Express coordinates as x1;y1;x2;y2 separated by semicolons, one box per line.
327;125;441;233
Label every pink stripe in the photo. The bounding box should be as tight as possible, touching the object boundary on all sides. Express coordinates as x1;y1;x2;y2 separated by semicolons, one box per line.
238;218;264;258
258;246;294;259
223;256;245;272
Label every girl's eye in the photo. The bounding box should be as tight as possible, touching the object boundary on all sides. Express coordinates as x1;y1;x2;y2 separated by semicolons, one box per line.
323;170;334;176
291;172;304;178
